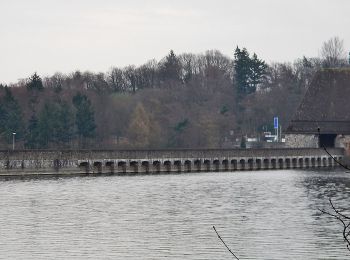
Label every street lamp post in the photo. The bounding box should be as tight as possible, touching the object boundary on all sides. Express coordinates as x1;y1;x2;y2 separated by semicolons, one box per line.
12;132;16;150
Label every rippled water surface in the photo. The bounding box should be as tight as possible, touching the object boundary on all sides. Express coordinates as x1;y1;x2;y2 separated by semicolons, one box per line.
0;169;350;259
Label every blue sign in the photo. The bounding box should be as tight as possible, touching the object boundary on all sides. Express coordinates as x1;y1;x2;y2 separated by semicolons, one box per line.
274;117;278;129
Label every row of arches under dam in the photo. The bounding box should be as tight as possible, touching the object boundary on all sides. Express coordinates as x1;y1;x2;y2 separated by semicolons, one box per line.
78;156;342;174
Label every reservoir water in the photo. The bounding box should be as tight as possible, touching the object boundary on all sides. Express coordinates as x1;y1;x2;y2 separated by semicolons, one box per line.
0;169;349;259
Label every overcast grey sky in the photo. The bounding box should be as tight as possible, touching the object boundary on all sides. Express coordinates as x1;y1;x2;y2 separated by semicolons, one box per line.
1;0;349;84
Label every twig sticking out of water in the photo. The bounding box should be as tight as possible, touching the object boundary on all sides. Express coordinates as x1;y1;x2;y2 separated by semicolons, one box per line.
318;198;350;253
213;226;240;260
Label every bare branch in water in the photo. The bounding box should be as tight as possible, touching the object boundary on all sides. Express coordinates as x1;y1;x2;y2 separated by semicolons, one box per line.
318;198;350;252
213;226;240;259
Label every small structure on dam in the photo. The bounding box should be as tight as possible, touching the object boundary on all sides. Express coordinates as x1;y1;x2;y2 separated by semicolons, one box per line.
286;69;350;153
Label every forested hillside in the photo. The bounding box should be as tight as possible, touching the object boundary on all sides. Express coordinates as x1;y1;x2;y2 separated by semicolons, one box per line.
0;38;347;149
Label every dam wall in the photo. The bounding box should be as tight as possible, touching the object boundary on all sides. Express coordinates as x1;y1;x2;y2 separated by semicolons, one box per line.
0;148;345;177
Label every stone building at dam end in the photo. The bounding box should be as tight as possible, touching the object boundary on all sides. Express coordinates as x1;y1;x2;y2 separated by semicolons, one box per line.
286;69;350;154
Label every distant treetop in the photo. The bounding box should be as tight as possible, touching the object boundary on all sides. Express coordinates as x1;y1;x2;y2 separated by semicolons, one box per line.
26;72;44;91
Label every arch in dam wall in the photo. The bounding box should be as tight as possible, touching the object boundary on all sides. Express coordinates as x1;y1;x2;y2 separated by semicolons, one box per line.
194;159;201;172
305;158;310;168
231;159;237;171
174;160;182;172
328;157;333;166
317;157;322;167
93;161;102;174
247;159;253;170
278;158;284;169
141;161;150;173
204;160;211;171
184;160;191;172
153;161;161;173
311;158;316;168
213;160;220;171
79;161;89;173
256;159;262;170
263;159;269;169
105;161;114;174
271;159;277;169
322;157;327;167
239;159;245;170
298;158;304;168
285;158;291;169
118;161;127;173
164;160;172;172
222;159;229;171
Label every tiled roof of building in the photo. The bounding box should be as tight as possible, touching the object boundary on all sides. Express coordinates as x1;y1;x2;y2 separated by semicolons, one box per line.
286;69;350;134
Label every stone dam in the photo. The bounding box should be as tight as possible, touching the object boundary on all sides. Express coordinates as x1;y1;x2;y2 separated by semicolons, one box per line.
0;148;345;178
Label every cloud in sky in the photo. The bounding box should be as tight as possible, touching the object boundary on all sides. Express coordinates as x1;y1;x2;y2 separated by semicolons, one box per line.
1;0;349;83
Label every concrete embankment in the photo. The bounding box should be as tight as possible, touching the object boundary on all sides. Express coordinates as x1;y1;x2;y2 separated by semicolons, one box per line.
0;148;345;178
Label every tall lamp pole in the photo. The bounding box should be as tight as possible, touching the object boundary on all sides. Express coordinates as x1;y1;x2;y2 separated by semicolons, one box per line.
12;132;16;150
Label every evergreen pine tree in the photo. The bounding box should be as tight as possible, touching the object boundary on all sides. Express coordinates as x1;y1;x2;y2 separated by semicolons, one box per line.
37;103;58;148
0;87;24;143
26;73;44;115
56;102;75;145
160;50;181;82
25;101;75;149
72;93;96;146
249;53;267;91
234;47;267;97
234;47;251;96
25;114;40;149
26;72;44;91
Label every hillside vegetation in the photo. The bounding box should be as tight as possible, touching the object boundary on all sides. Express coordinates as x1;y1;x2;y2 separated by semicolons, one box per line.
1;38;348;149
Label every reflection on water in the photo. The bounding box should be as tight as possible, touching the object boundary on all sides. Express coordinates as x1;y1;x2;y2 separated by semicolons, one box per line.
0;169;349;259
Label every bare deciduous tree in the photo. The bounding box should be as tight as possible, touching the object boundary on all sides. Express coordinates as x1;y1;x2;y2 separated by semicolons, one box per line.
320;36;346;68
